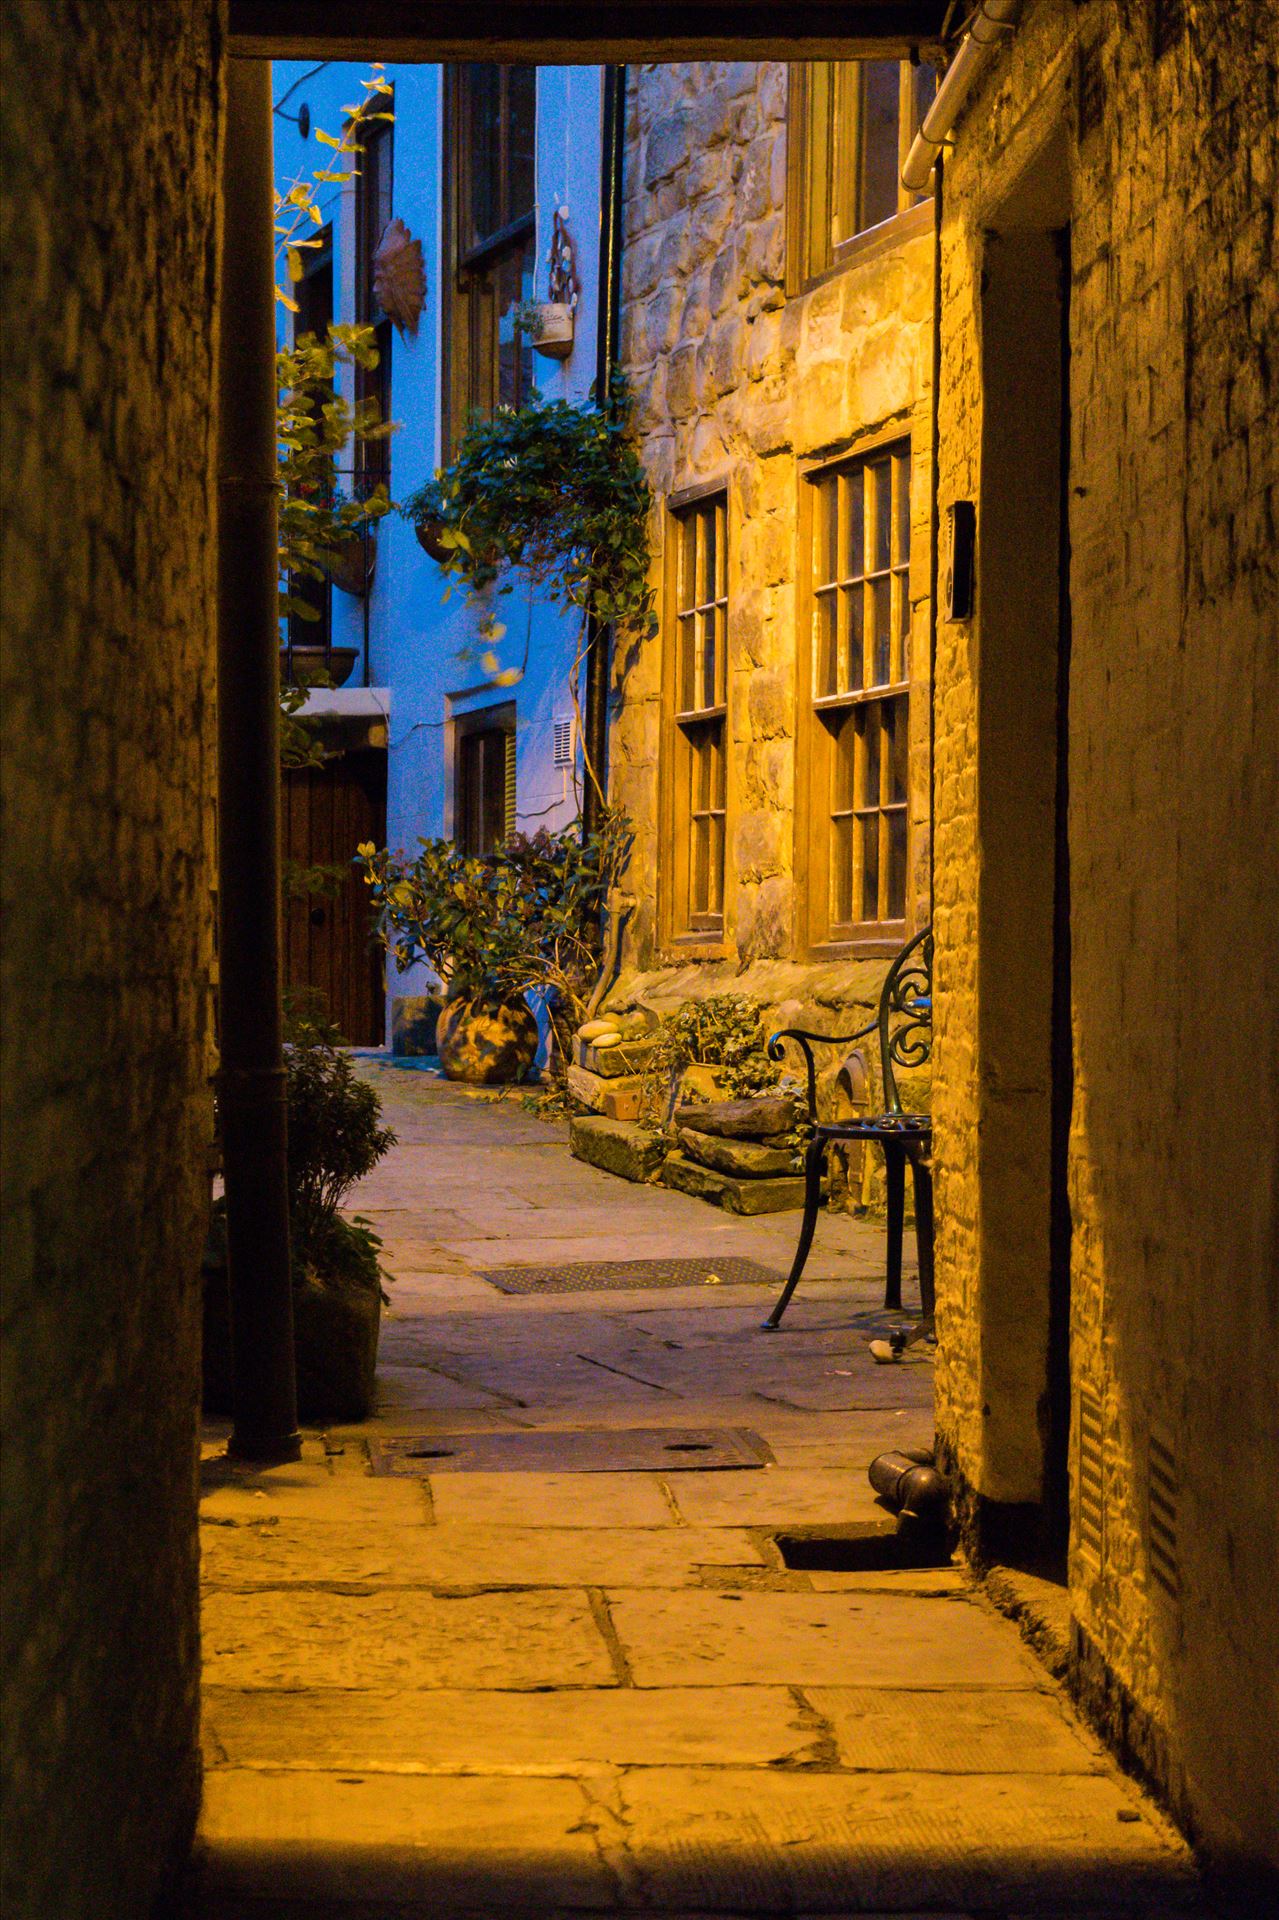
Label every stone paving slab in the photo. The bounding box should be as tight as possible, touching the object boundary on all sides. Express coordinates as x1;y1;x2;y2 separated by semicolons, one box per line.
201;1469;429;1526
803;1685;1108;1772
614;1767;1198;1914
204;1683;817;1773
201;1770;615;1911
202;1520;765;1590
202;1587;618;1690
667;1466;889;1529
371;1365;514;1412
605;1590;1045;1689
427;1469;676;1528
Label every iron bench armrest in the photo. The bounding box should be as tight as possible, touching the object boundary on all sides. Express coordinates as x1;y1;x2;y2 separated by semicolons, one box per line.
767;1022;876;1123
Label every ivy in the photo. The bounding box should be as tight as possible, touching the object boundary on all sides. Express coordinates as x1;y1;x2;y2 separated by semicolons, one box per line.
401;381;657;646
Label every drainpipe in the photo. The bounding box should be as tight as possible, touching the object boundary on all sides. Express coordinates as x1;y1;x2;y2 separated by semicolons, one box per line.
901;0;1022;194
217;56;301;1465
582;63;626;843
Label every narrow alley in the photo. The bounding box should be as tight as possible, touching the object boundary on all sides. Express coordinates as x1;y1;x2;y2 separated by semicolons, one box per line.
196;1069;1202;1917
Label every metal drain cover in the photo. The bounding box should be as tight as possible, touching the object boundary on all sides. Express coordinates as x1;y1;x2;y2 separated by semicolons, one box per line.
481;1256;783;1294
367;1426;772;1474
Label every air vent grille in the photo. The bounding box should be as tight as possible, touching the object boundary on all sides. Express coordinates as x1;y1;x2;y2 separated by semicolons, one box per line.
552;716;575;768
1076;1389;1105;1566
1148;1433;1179;1600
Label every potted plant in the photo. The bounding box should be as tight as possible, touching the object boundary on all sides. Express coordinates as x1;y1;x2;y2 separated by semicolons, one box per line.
357;817;628;1087
204;1006;397;1421
515;295;575;360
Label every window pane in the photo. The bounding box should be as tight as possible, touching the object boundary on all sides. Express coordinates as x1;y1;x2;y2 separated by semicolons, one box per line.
466;64;501;245
507;67;536;222
870;575;892;685
678;613;696;711
495;238;535;408
832;815;853;925
871;460;892;571
701;505;717;606
846;468;865;580
849;584;866;691
887;696;908;804
815;592;838;699
914;64;938;138
832;714;854;812
859;61;901;231
858;811;879;921
886;807;907;919
821;478;839;585
894;450;911;563
708;813;725;916
859;705;881;809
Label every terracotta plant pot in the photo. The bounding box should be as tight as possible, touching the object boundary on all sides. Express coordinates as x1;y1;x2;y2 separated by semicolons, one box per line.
282;645;359;690
529;302;575;359
436;994;539;1085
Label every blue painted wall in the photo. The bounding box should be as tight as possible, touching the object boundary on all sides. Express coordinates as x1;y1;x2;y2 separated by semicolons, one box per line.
273;60;604;1036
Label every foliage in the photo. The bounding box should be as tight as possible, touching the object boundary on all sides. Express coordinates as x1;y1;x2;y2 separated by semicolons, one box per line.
357;812;631;1075
274;70;398;766
283;1007;397;1268
400;382;657;658
646;995;785;1103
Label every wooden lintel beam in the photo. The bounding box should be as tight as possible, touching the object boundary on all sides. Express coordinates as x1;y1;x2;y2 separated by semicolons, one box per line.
229;2;948;62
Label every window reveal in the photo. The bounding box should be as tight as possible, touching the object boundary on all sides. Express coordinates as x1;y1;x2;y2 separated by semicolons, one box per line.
810;444;911;937
670;494;729;937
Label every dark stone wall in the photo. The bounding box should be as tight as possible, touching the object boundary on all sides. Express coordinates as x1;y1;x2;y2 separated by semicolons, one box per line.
0;2;222;1912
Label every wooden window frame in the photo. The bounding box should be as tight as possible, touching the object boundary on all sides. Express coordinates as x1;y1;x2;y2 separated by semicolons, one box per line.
441;64;538;453
787;60;936;295
453;702;517;857
660;482;731;950
796;434;914;957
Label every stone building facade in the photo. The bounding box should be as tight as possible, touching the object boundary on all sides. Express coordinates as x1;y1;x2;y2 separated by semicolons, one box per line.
0;1;220;1914
926;0;1278;1887
612;58;938;1135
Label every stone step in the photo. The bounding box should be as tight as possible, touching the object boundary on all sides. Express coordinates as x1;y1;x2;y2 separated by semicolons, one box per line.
661;1150;811;1215
568;1114;665;1183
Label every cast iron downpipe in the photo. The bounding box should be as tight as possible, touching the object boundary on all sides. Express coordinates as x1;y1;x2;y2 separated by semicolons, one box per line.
582;63;627;842
217;57;302;1465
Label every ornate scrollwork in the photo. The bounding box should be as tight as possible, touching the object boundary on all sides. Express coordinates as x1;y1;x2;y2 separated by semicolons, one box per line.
879;926;933;1114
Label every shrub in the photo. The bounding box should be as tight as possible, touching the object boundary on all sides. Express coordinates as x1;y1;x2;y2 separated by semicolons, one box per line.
283;1007;397;1268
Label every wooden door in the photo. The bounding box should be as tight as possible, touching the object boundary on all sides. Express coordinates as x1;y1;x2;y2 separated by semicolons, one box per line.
282;747;387;1045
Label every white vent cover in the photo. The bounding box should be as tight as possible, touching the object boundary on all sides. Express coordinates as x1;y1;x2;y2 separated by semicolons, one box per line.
552;715;575;768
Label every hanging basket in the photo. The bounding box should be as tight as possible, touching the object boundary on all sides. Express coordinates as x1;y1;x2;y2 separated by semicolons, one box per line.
414;516;452;564
328;531;376;598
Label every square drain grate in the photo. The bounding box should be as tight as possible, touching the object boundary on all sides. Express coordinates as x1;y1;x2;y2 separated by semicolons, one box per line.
481;1256;783;1294
367;1426;772;1474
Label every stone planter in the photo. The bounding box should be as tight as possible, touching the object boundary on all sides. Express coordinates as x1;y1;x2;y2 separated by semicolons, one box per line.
436;994;539;1085
281;644;359;690
529;302;575;359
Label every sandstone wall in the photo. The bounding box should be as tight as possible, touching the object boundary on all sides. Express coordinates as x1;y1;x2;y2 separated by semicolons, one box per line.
930;0;1278;1880
0;3;221;1912
615;60;935;1105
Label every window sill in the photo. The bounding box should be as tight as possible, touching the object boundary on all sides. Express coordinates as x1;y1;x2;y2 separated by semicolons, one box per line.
797;199;935;298
663;932;731;964
805;928;908;963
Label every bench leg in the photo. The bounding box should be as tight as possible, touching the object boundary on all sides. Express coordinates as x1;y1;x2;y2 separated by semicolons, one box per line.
909;1148;935;1319
762;1135;827;1329
884;1141;906;1311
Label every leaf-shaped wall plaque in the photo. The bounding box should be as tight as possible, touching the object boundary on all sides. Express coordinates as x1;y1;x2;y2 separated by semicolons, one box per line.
373;217;426;338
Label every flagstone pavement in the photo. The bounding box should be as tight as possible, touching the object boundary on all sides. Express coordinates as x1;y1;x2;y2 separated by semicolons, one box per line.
196;1066;1206;1919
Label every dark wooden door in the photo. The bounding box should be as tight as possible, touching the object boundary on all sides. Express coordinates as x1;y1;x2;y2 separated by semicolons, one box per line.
282;747;386;1045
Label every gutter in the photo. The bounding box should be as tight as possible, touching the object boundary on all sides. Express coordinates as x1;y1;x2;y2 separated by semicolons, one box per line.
902;0;1022;193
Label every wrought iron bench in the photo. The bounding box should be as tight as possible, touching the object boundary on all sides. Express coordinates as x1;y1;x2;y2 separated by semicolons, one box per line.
762;923;934;1330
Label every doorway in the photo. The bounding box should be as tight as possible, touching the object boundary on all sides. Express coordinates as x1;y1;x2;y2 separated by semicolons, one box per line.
282;744;387;1044
974;140;1073;1571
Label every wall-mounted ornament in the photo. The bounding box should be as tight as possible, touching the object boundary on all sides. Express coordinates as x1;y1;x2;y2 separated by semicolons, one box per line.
525;206;581;361
373;217;426;338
